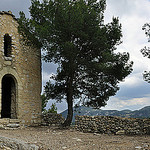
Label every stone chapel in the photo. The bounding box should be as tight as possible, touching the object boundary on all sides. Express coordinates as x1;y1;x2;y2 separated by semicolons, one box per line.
0;11;41;127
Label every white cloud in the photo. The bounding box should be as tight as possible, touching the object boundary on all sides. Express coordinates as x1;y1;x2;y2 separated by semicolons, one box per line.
120;74;142;87
105;0;150;19
102;0;150;110
105;0;150;85
102;95;150;110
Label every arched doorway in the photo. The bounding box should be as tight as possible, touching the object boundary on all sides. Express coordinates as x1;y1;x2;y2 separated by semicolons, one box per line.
1;75;17;119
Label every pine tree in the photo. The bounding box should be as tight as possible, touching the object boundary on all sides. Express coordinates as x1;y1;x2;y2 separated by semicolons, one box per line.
18;0;133;126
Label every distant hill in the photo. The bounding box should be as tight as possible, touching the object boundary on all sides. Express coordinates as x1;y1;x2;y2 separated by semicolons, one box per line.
61;106;150;122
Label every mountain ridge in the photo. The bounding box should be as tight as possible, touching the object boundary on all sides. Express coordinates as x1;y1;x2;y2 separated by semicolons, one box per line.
61;106;150;122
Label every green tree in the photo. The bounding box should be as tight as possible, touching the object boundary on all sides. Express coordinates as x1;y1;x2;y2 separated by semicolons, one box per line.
141;23;150;82
18;0;133;127
47;103;57;114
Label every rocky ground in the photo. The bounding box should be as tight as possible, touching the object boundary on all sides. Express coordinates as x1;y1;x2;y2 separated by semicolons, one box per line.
0;126;149;150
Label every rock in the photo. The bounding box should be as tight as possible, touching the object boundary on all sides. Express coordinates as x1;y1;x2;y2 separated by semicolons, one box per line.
0;125;4;129
116;130;125;135
1;146;11;150
143;143;149;148
0;136;39;150
62;146;67;149
77;139;82;142
135;146;142;149
7;124;20;128
72;138;82;142
93;133;100;136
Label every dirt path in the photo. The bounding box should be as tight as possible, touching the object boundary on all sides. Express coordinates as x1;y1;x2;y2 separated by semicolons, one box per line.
0;126;149;150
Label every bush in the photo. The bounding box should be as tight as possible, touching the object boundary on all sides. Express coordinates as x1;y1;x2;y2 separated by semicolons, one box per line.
43;103;57;114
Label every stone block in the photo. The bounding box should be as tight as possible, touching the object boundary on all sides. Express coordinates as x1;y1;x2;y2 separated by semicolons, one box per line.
116;130;125;135
0;119;9;124
9;119;20;123
7;124;20;128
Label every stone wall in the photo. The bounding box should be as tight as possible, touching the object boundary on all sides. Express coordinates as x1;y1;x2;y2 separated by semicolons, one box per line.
0;118;20;129
75;116;150;135
42;113;65;126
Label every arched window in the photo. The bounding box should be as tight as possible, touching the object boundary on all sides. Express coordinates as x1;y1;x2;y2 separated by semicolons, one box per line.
4;34;12;57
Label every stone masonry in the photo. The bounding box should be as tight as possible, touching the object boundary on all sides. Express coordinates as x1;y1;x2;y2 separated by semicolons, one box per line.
0;11;42;126
42;113;65;126
75;116;150;135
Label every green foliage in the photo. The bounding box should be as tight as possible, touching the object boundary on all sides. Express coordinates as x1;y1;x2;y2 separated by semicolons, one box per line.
18;0;133;126
44;103;57;114
41;93;48;112
41;93;57;113
141;23;150;82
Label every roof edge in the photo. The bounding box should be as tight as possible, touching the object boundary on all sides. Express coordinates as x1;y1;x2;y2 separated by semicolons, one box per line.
0;11;17;21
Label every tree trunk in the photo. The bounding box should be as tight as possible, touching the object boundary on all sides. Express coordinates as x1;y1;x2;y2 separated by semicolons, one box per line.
62;76;73;127
62;97;73;127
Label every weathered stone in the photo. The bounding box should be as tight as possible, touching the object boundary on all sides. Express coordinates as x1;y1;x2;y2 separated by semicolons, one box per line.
135;146;142;149
41;113;65;126
0;119;9;124
0;136;39;150
62;146;67;149
9;119;20;124
0;124;4;129
116;130;125;135
1;146;11;150
4;60;12;66
7;124;20;128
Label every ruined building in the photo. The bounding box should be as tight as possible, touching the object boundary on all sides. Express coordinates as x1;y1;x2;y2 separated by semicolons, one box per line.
0;11;41;126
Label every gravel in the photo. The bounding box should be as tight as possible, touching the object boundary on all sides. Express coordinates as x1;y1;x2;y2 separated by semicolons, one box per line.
0;126;149;150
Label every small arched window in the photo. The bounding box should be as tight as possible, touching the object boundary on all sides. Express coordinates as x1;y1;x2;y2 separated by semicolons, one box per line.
4;34;12;57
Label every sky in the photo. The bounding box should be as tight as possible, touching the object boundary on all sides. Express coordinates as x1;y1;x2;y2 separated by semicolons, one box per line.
1;0;150;113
